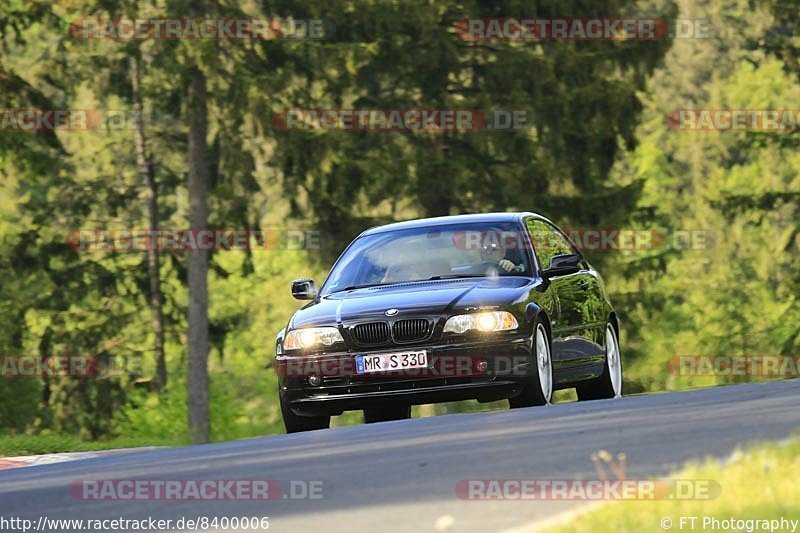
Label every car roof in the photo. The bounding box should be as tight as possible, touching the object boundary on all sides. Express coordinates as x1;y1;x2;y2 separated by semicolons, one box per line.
360;212;547;236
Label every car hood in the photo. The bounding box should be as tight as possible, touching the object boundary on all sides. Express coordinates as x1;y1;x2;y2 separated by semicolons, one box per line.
289;277;538;328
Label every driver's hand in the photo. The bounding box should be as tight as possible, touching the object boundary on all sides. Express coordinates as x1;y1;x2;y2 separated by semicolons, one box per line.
498;259;516;272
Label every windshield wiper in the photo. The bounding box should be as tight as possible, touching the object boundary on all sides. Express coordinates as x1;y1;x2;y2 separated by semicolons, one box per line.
328;275;484;294
426;274;486;280
328;282;393;294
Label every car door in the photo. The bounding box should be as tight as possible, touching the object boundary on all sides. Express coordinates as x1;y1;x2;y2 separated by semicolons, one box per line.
524;218;604;371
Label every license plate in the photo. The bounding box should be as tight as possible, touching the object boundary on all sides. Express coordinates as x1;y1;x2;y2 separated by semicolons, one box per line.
356;350;428;374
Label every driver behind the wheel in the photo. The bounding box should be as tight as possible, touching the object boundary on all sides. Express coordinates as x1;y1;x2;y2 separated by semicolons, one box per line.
480;242;522;273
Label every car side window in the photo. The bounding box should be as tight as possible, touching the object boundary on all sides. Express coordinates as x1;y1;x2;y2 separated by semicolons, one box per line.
525;218;575;270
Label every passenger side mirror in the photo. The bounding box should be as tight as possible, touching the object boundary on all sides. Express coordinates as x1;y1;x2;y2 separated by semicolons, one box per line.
542;253;581;278
291;279;317;300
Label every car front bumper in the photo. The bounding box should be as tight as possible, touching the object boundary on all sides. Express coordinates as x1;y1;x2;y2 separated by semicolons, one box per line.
276;335;533;416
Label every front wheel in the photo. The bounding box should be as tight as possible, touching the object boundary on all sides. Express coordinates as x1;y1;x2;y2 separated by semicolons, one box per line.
280;396;330;433
577;322;623;401
509;320;552;408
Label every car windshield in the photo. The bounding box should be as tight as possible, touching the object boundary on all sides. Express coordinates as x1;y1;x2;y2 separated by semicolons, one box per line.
321;221;532;295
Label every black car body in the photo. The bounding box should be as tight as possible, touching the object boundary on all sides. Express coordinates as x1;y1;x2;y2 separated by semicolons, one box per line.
275;212;622;432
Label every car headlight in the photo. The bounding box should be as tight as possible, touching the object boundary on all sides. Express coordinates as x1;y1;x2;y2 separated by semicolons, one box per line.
443;311;519;334
283;327;344;351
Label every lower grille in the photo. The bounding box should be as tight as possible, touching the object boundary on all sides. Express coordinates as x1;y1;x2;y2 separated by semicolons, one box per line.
352;322;390;345
392;319;431;342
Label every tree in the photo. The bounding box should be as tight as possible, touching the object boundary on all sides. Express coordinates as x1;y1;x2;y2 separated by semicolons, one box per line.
186;63;211;443
130;52;168;391
603;0;800;391
274;0;676;253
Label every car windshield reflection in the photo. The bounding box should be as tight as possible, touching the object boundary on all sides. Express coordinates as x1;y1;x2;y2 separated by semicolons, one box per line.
321;222;532;296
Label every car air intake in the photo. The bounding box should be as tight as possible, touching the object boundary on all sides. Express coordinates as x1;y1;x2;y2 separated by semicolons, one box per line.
352;322;390;345
392;319;431;343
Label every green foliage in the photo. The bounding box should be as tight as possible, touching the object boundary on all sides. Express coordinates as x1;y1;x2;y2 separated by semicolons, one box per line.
0;433;176;456
111;249;321;441
0;0;797;455
605;0;800;391
111;386;190;443
275;0;678;250
553;437;800;532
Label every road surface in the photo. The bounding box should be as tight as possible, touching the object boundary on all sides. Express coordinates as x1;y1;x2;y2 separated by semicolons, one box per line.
1;380;799;532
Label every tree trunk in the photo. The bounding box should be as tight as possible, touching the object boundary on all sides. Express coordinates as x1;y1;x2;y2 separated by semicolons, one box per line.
187;65;210;443
130;54;167;392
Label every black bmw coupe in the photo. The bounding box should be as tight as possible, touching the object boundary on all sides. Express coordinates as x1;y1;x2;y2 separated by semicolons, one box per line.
275;212;622;432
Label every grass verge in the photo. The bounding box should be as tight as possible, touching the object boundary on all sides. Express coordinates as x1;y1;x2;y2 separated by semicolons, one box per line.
0;434;182;457
548;437;800;532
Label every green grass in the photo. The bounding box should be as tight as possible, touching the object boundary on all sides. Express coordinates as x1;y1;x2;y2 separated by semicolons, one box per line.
548;438;800;533
0;434;181;457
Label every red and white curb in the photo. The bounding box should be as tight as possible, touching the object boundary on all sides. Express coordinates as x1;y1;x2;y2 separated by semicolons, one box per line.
0;447;162;471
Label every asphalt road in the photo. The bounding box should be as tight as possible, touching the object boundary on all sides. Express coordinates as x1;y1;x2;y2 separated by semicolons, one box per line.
2;380;799;533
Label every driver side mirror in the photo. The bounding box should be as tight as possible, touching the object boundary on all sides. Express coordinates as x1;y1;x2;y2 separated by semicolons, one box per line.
542;253;582;278
291;279;317;300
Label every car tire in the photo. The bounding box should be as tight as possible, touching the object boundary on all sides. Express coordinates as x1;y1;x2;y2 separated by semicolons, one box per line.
363;404;412;423
577;322;623;401
509;319;553;408
280;396;330;433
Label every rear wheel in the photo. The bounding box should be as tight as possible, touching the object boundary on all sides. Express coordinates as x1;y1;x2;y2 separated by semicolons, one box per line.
509;320;552;408
363;404;411;423
577;322;622;401
280;396;330;433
